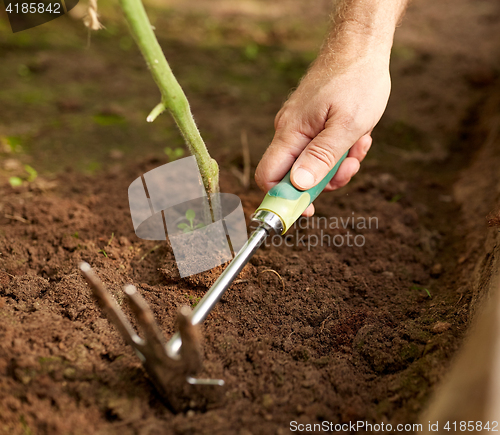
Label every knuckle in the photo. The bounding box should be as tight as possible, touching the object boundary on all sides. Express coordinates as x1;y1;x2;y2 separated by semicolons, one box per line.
274;103;293;130
329;105;370;136
307;145;337;169
275;110;293;132
274;111;284;130
336;113;358;132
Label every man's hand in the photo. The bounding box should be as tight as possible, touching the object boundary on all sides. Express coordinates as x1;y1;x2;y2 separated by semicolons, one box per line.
255;0;408;216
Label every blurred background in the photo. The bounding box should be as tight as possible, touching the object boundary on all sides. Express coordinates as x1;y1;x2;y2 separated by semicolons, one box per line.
0;0;499;186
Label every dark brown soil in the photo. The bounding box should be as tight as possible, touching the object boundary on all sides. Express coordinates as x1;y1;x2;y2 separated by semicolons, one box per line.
0;142;494;434
1;0;500;434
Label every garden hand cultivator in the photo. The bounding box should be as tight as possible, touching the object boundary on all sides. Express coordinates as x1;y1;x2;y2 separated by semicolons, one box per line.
80;151;348;396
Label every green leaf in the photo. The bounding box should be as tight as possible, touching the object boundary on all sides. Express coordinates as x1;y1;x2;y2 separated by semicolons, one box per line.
177;223;190;230
86;161;101;174
194;223;205;229
244;42;259;60
9;176;23;187
5;136;23;153
17;64;31;77
164;147;185;161
185;209;196;223
24;164;37;182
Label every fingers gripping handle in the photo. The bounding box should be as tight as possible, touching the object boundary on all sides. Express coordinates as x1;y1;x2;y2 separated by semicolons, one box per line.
256;151;348;234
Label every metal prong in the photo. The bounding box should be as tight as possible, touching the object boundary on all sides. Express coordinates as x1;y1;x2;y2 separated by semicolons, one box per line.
80;262;224;406
177;305;202;375
124;284;168;358
79;262;144;349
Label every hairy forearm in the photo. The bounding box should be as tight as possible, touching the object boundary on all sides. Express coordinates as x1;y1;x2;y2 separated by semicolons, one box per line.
317;0;409;71
256;1;405;195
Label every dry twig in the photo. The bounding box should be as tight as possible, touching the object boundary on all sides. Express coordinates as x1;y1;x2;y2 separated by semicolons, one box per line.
230;129;251;188
258;269;285;291
4;214;29;224
83;0;104;31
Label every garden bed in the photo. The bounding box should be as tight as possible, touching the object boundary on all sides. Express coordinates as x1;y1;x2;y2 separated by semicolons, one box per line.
1;0;500;433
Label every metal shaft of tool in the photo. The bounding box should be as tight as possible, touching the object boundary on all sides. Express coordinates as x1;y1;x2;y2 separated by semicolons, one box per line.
166;225;269;358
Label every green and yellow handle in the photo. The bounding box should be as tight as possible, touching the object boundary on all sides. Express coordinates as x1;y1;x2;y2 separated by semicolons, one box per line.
256;151;349;234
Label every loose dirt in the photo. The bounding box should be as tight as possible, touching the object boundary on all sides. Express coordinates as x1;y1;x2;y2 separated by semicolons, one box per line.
1;0;500;433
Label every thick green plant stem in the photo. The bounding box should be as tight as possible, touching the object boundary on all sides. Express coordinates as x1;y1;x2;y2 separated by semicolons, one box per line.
118;0;220;203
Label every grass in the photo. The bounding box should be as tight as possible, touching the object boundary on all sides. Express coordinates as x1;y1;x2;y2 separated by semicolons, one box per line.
93;113;127;126
410;285;432;298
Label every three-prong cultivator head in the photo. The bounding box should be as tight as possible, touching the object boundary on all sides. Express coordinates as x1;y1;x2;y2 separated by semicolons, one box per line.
79;262;223;402
78;211;285;402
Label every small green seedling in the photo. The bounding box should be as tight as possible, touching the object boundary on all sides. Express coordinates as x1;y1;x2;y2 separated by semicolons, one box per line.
164;147;184;161
8;177;23;187
186;294;201;307
390;193;403;203
24;164;37;182
8;164;37;187
411;285;432;298
177;209;204;233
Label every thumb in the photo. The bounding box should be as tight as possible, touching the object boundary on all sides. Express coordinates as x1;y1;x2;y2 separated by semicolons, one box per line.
255;128;311;192
290;124;358;190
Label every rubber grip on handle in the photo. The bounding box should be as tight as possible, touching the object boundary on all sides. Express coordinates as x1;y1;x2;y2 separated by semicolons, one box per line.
256;151;348;234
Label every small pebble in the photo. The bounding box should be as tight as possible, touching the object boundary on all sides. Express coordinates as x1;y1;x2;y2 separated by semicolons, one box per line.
432;322;451;334
431;263;443;277
109;149;124;160
438;195;453;203
3;159;22;171
262;394;274;409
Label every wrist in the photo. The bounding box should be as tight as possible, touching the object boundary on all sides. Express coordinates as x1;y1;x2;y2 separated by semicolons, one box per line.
316;0;406;71
311;32;392;79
